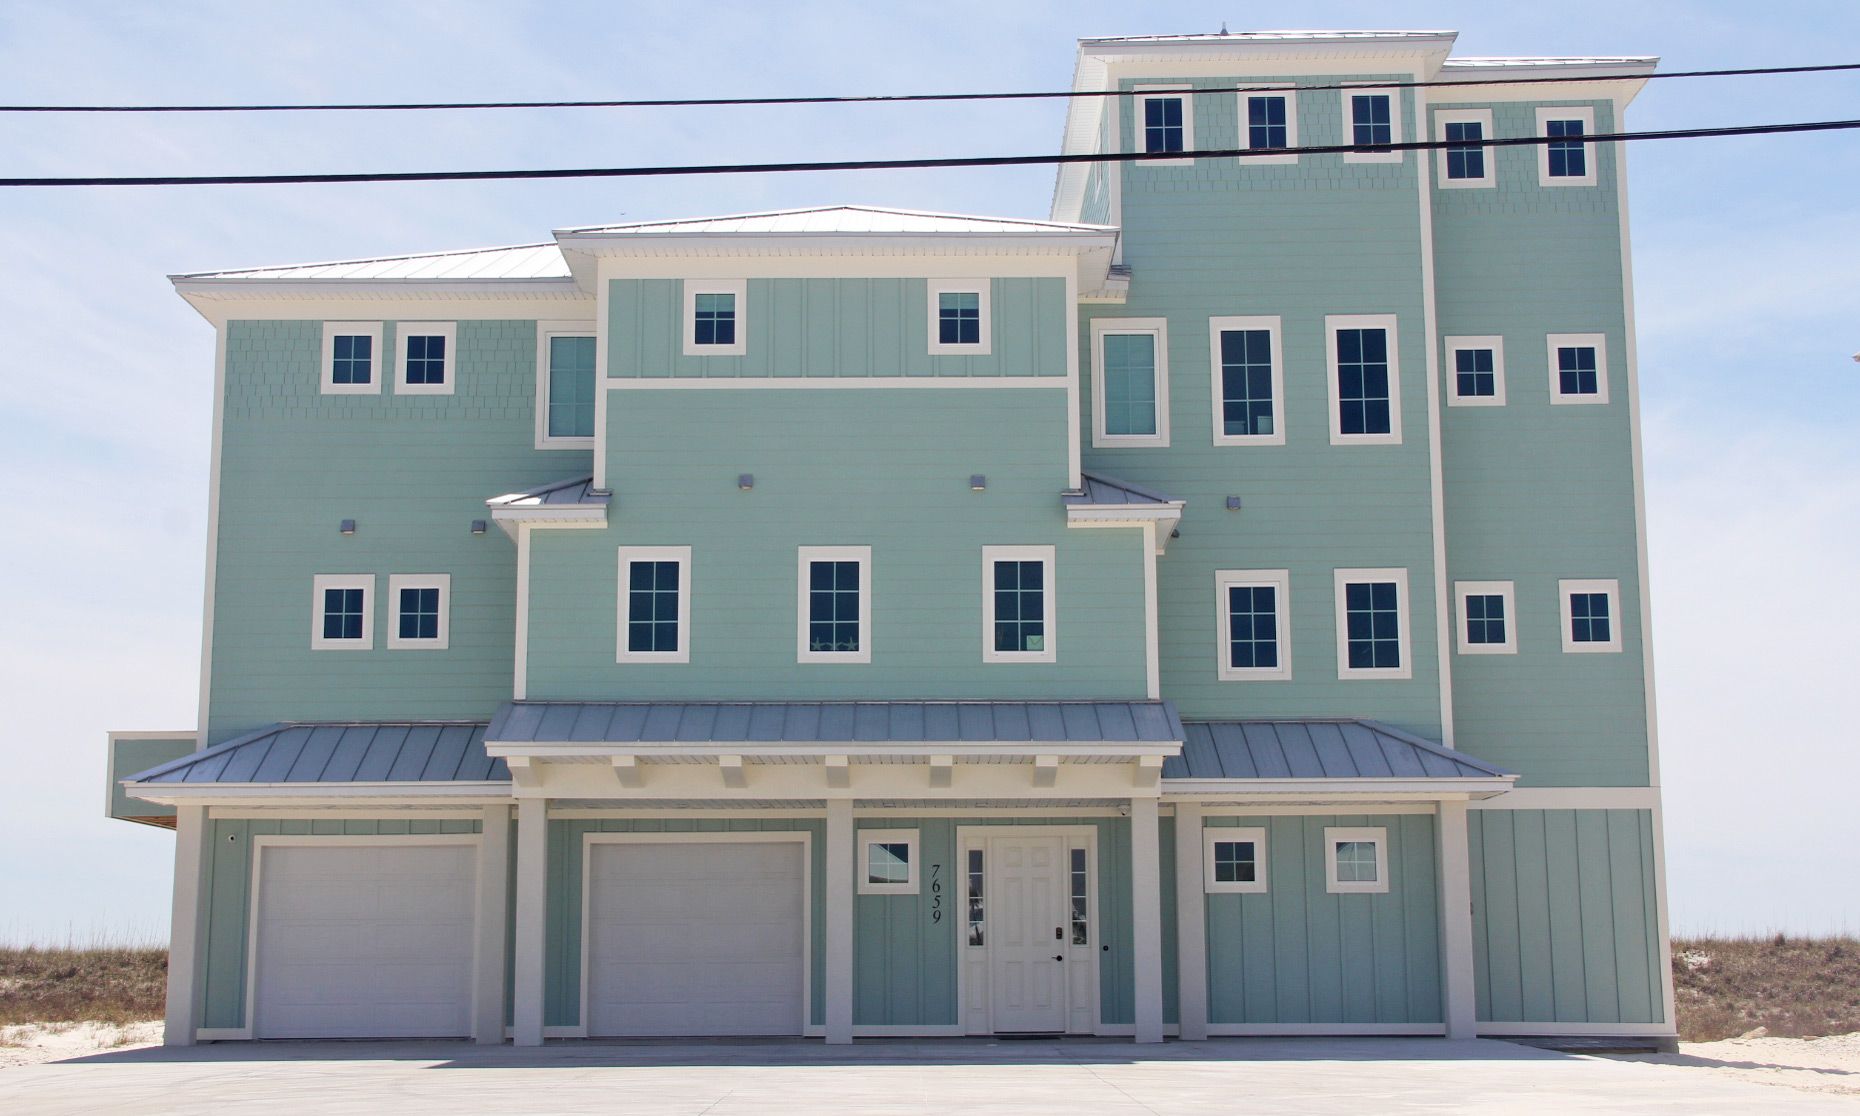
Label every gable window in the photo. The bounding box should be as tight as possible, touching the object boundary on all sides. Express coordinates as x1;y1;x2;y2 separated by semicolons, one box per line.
1239;87;1298;164
1325;827;1390;894
1091;318;1169;446
1538;106;1597;186
387;574;450;650
858;830;918;895
1455;580;1517;655
395;322;456;395
1334;568;1412;680
982;544;1056;663
536;324;596;447
1133;87;1193;166
1209;316;1284;445
797;546;872;663
1215;569;1291;681
1560;578;1623;653
1445;336;1506;406
1326;314;1402;444
1547;333;1609;404
1204;827;1268;893
682;279;747;356
927;279;992;355
1342;88;1402;163
321;322;383;395
1434;108;1494;187
310;574;373;650
617;546;691;663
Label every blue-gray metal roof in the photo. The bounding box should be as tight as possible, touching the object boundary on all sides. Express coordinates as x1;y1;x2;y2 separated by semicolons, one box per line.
1166;721;1509;781
486;475;609;509
487;700;1185;745
128;723;506;785
1063;472;1178;507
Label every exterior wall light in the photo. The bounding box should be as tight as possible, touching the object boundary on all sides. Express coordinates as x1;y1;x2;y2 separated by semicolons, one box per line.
470;520;488;535
1225;496;1243;512
970;474;987;491
738;474;755;491
339;518;357;535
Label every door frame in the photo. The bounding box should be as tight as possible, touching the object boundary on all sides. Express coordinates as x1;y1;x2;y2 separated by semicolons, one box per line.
955;824;1101;1036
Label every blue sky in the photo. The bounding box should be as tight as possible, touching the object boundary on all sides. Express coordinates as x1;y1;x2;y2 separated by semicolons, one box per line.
1;0;1855;942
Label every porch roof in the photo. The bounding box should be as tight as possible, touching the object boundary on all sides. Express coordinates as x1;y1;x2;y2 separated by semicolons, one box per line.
1168;720;1511;783
126;722;508;787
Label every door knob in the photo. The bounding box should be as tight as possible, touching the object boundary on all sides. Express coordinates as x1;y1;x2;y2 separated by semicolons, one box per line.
1053;954;1065;962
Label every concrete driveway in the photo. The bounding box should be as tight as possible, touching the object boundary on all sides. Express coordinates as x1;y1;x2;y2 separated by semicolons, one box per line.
2;1037;1854;1114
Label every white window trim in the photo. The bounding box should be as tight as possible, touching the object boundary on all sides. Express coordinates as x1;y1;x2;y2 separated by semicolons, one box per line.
1090;317;1170;447
1237;84;1298;165
1341;85;1403;164
1132;85;1194;166
1547;333;1610;405
1559;578;1623;654
1324;827;1390;894
1537;106;1598;187
1444;335;1507;407
395;321;457;396
1324;313;1403;445
1208;315;1285;446
616;546;692;664
926;279;993;356
1214;569;1292;682
796;545;873;664
858;829;919;895
682;279;747;357
1433;108;1495;188
1333;567;1413;681
535;320;597;449
982;544;1057;664
385;574;451;651
1204;827;1269;894
1454;580;1517;656
320;321;383;396
310;574;374;651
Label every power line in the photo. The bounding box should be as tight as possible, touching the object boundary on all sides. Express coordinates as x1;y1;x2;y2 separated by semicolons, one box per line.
3;117;1852;188
2;62;1857;114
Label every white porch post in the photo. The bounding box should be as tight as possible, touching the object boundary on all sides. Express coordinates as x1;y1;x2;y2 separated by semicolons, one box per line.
1436;799;1478;1039
163;804;208;1046
1129;796;1165;1043
824;798;854;1044
1172;800;1208;1040
512;796;548;1046
473;803;512;1044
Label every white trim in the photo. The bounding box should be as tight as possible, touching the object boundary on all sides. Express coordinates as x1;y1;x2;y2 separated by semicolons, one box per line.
825;799;852;1042
386;573;451;651
163;804;207;1045
1537;105;1598;187
926;278;992;356
1433;108;1495;188
1209;1022;1443;1036
1323;826;1389;893
193;1027;253;1041
1064;272;1082;487
534;320;597;449
856;828;918;894
1090;317;1170;447
1445;336;1507;407
1324;314;1402;445
310;574;374;650
196;325;228;742
682;278;747;356
1142;523;1160;698
1214;569;1292;681
1559;578;1623;653
1435;800;1477;1037
796;546;872;664
1414;114;1456;748
1132;85;1194;167
593;267;611;490
512;798;546;1045
1454;580;1517;655
1548;332;1610;404
1195;803;1440;818
981;545;1057;663
1237;84;1298;165
606;375;1066;391
394;321;457;396
1341;85;1402;163
319;321;383;395
1475;787;1659;811
1476;1021;1678;1038
1203;826;1268;893
1129;797;1165;1042
616;546;692;663
1208;315;1285;446
513;523;531;698
473;804;510;1043
1165;780;1512;801
1173;802;1208;1040
1333;567;1413;680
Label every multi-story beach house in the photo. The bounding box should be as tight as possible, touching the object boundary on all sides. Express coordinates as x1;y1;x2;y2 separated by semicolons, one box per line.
109;29;1674;1048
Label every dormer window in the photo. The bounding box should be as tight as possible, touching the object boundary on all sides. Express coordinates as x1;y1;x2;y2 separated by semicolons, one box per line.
682;279;747;356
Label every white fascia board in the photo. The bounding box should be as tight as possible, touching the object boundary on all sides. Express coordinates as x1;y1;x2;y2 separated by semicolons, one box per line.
557;231;1118;258
1429;75;1653;106
172;289;594;325
1064;503;1184;525
1162;777;1516;801
488;506;607;529
122;781;513;806
485;741;1182;759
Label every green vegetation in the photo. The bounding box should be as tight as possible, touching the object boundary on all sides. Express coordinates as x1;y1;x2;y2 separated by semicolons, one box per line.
1674;935;1860;1042
0;946;166;1027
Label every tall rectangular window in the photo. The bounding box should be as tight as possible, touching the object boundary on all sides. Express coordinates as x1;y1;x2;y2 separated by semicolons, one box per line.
1326;315;1402;443
1557;345;1597;395
1546;118;1586;178
405;335;446;385
693;293;735;346
1560;579;1623;652
396;322;456;395
1143;96;1184;152
982;545;1056;662
1068;847;1089;945
1548;334;1609;403
310;574;374;650
1220;329;1273;436
1537;107;1597;185
321;322;383;395
332;334;372;385
545;334;596;438
1456;348;1495;397
927;280;991;354
683;280;747;355
387;573;450;650
797;546;871;663
1216;569;1291;681
1238;88;1298;165
1092;319;1169;446
1134;88;1193;165
1334;568;1411;679
617;547;691;662
966;847;985;946
1342;89;1402;163
1444;120;1484;180
1435;109;1494;187
1455;581;1517;655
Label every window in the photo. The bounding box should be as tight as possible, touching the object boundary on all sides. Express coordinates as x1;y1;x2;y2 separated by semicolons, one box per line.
616;546;691;663
536;323;596;447
1548;334;1609;404
321;322;383;395
1209;316;1284;445
310;574;373;650
1538;106;1597;186
1069;847;1090;945
1215;569;1291;681
1204;827;1268;893
1325;827;1390;893
859;830;918;895
1434;108;1494;187
1133;87;1192;164
1091;318;1170;446
682;279;747;356
1325;314;1402;444
797;546;871;663
1239;87;1298;164
1342;88;1402;163
927;279;992;355
1454;580;1517;655
982;544;1056;663
965;847;985;946
395;322;456;395
1445;336;1506;406
1334;568;1412;680
1560;578;1623;653
386;574;450;650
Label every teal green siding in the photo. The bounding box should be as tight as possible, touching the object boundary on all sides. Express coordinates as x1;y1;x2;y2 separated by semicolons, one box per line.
607;278;1068;379
1204;814;1442;1025
1469;808;1662;1024
106;736;194;822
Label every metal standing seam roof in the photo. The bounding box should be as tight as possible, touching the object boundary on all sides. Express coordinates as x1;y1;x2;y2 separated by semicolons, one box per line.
486;475;610;509
1166;720;1510;781
126;723;506;785
171;243;571;282
558;205;1117;237
1064;472;1179;507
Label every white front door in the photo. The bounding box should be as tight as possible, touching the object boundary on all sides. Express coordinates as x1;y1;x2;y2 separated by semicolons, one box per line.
987;835;1069;1033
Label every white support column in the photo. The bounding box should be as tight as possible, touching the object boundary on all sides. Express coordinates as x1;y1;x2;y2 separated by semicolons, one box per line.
1436;799;1478;1039
1172;801;1208;1041
1129;796;1165;1044
512;797;548;1046
824;798;854;1044
163;804;208;1047
473;803;512;1044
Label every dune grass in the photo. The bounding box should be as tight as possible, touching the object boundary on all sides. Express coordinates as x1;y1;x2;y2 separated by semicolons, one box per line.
1673;934;1860;1042
0;946;167;1028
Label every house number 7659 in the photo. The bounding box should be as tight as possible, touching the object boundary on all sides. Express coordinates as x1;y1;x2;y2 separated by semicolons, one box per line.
929;863;942;923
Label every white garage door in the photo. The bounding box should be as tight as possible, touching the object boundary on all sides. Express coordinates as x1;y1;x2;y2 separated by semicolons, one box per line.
586;840;806;1037
253;842;475;1039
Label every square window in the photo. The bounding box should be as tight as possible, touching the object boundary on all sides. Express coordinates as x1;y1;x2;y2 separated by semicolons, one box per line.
1335;568;1411;679
927;280;992;355
617;547;691;662
310;574;374;649
538;328;596;445
1325;827;1390;893
1210;316;1283;444
1142;95;1184;152
1239;88;1298;164
1445;336;1506;406
387;574;450;650
1547;333;1609;404
797;546;872;663
1537;106;1597;186
1455;581;1517;654
1092;319;1170;446
396;323;456;395
1560;578;1623;652
982;545;1056;662
1342;89;1402;163
859;830;919;894
1215;569;1291;681
683;280;747;356
1204;827;1268;893
1435;109;1494;187
1327;316;1401;443
321;322;383;395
